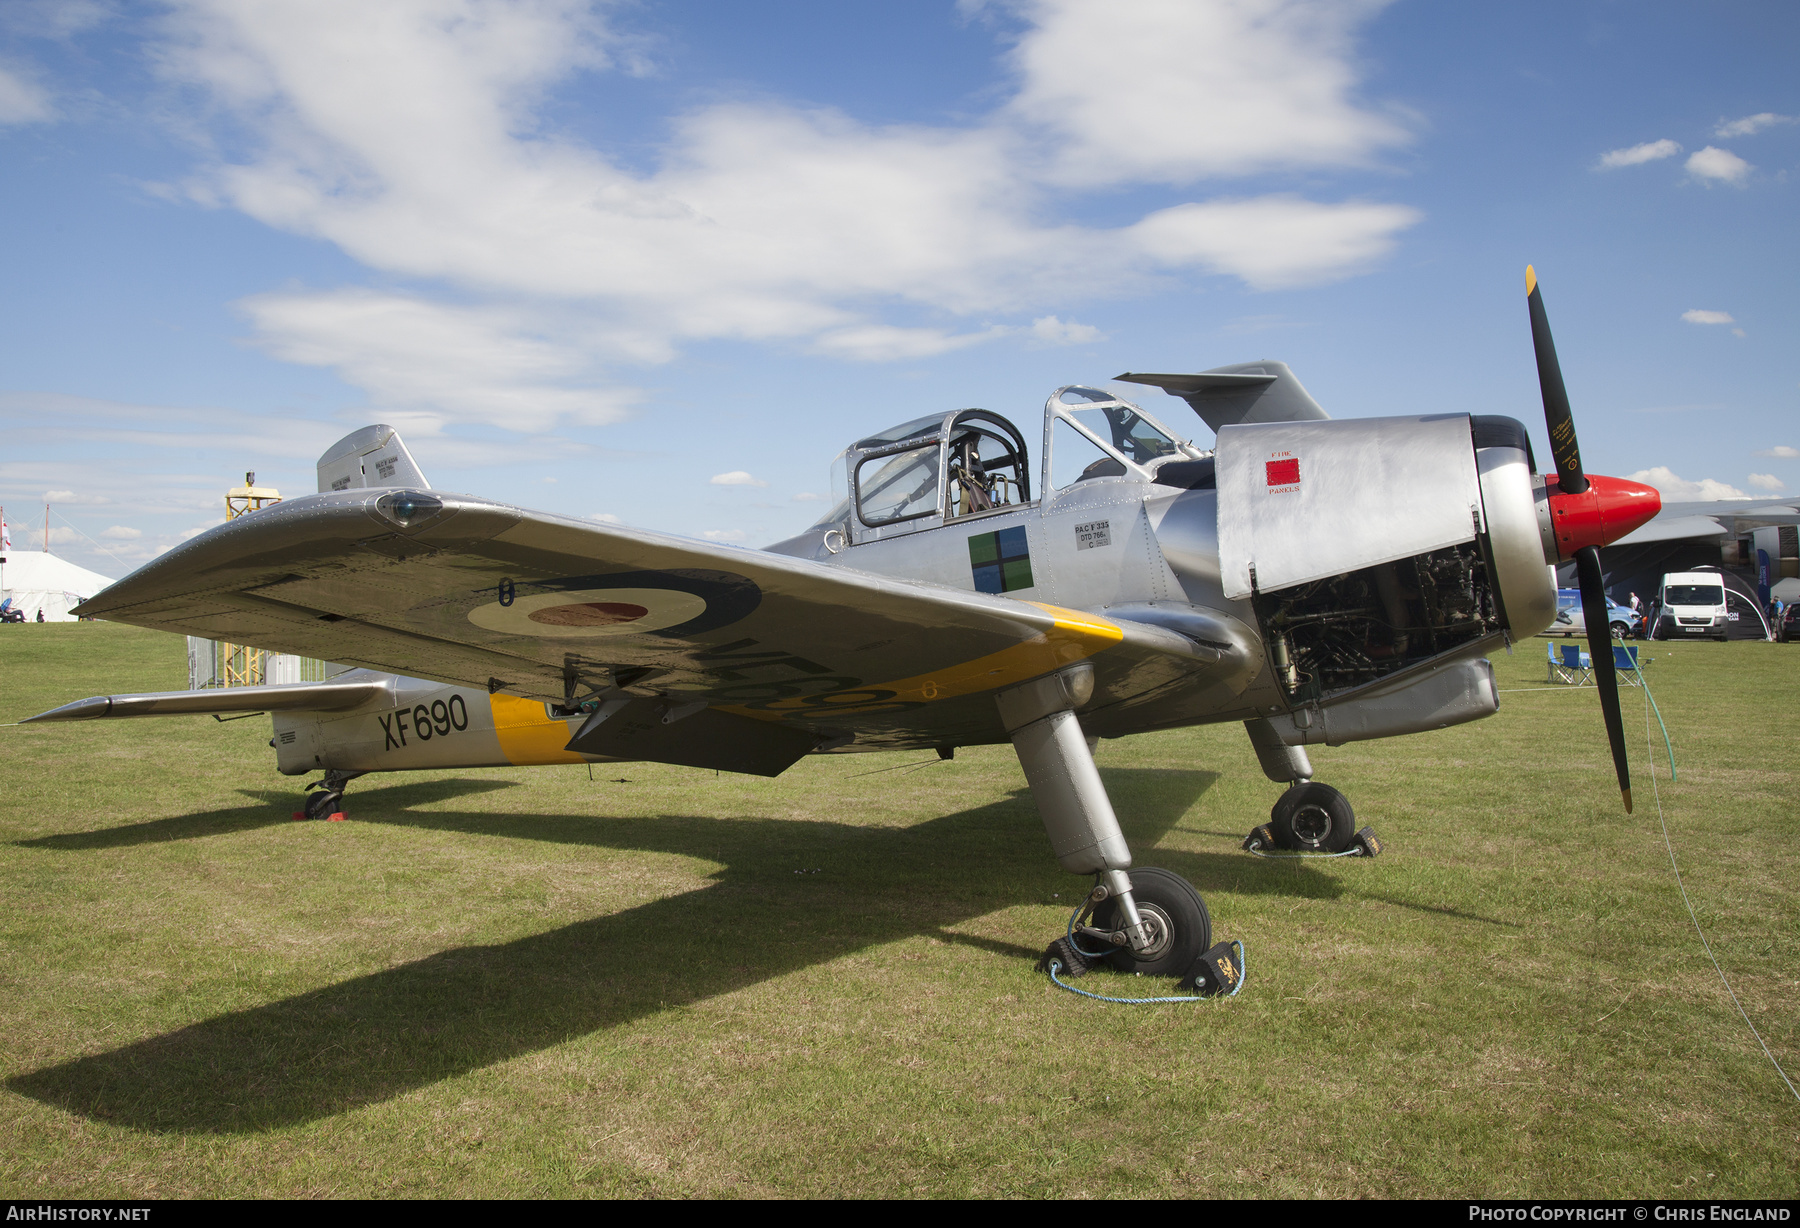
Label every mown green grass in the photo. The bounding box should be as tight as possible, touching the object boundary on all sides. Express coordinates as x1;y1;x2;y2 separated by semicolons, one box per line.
0;622;1795;1198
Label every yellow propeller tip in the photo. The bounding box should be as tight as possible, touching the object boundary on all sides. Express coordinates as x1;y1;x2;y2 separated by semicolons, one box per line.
1621;787;1633;815
1526;265;1538;295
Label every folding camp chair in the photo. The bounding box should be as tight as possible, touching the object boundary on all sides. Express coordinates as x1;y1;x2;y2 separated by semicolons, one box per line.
1547;641;1592;685
1611;644;1645;688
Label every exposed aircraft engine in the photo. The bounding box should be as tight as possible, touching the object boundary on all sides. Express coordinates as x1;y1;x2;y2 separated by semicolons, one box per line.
1215;412;1546;723
1255;540;1499;704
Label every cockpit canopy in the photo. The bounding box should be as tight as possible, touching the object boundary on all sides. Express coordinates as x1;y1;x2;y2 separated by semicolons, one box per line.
815;387;1202;543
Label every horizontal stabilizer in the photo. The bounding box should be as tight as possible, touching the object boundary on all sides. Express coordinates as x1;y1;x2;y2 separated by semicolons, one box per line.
317;425;431;494
1118;362;1329;434
24;678;388;723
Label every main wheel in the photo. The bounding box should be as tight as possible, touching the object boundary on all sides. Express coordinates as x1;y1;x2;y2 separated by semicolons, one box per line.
1270;782;1355;852
1089;867;1211;977
303;788;342;821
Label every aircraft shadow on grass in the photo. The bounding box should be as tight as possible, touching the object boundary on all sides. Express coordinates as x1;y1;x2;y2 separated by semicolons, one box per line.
9;766;1343;1134
10;779;518;851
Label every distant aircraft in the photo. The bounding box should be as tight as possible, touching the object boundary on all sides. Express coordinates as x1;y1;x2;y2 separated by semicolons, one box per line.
28;269;1658;978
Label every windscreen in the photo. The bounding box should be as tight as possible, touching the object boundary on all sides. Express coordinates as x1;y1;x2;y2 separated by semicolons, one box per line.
856;444;941;524
1664;585;1725;606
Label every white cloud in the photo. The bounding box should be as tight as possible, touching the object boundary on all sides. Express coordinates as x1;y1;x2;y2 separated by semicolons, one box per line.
147;0;1420;412
239;290;636;433
99;525;143;540
1003;0;1410;184
1029;315;1102;345
588;512;622;523
709;471;767;487
1681;309;1735;325
1685;146;1751;185
702;528;748;542
0;65;52;124
1597;138;1680;169
1746;473;1784;492
812;324;1008;362
1126;196;1420;289
1715;113;1795;138
1626;467;1748;501
1756;445;1799;459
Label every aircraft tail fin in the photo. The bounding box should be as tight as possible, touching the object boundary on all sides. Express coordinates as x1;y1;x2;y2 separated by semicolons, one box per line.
316;425;431;494
1116;361;1330;434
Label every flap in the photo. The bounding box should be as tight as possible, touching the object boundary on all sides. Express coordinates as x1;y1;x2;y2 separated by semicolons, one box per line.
565;698;821;777
1216;414;1483;599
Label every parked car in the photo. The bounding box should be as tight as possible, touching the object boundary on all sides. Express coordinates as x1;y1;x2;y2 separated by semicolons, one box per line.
1781;603;1799;643
1549;589;1640;639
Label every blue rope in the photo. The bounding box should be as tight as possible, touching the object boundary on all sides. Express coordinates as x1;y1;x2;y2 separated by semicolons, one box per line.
1045;941;1246;1005
1065;902;1118;959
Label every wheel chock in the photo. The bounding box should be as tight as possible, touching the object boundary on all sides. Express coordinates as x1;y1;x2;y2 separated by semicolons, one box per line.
1241;824;1275;852
1037;936;1092;978
1176;940;1245;997
1351;826;1382;857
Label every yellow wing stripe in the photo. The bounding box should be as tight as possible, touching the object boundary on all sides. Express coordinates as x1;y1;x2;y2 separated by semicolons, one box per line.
489;694;586;766
490;603;1125;741
737;603;1124;719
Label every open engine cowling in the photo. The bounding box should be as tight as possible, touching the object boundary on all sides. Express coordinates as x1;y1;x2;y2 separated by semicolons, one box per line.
1215;413;1554;746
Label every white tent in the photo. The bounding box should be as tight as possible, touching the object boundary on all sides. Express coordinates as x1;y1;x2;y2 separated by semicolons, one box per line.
0;551;116;622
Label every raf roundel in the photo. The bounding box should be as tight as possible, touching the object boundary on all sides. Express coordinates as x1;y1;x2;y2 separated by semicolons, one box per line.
467;587;708;638
461;569;765;640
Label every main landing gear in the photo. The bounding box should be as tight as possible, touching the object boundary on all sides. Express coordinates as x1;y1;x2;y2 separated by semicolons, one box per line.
295;770;363;822
999;666;1226;993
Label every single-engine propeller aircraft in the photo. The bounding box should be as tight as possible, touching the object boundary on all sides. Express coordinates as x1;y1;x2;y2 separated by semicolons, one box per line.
28;269;1660;982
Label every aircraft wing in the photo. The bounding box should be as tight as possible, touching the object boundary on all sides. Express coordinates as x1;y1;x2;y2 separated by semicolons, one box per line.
25;678;388;723
72;488;1258;762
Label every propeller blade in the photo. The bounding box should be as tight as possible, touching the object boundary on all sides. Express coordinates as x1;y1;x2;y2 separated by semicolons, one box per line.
1526;265;1587;495
1575;544;1632;813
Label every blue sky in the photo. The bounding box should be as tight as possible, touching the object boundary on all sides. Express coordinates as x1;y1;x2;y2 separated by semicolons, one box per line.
1;0;1795;578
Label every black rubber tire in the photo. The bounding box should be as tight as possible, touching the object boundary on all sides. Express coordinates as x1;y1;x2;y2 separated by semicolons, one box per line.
303;789;342;821
1090;867;1211;978
1609;621;1629;641
1270;782;1356;852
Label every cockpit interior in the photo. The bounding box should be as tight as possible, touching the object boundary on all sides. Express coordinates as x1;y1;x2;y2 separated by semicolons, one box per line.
813;386;1209;546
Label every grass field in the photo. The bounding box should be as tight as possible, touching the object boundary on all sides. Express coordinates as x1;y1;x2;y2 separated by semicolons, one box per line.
1;622;1796;1198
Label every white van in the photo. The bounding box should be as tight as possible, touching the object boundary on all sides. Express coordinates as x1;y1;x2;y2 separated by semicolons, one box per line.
1651;571;1731;641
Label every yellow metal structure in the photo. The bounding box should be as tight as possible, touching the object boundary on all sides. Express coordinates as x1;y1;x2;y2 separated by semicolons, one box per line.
220;473;282;688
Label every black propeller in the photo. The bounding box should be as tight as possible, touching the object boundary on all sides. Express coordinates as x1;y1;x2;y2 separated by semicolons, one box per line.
1527;265;1632;813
